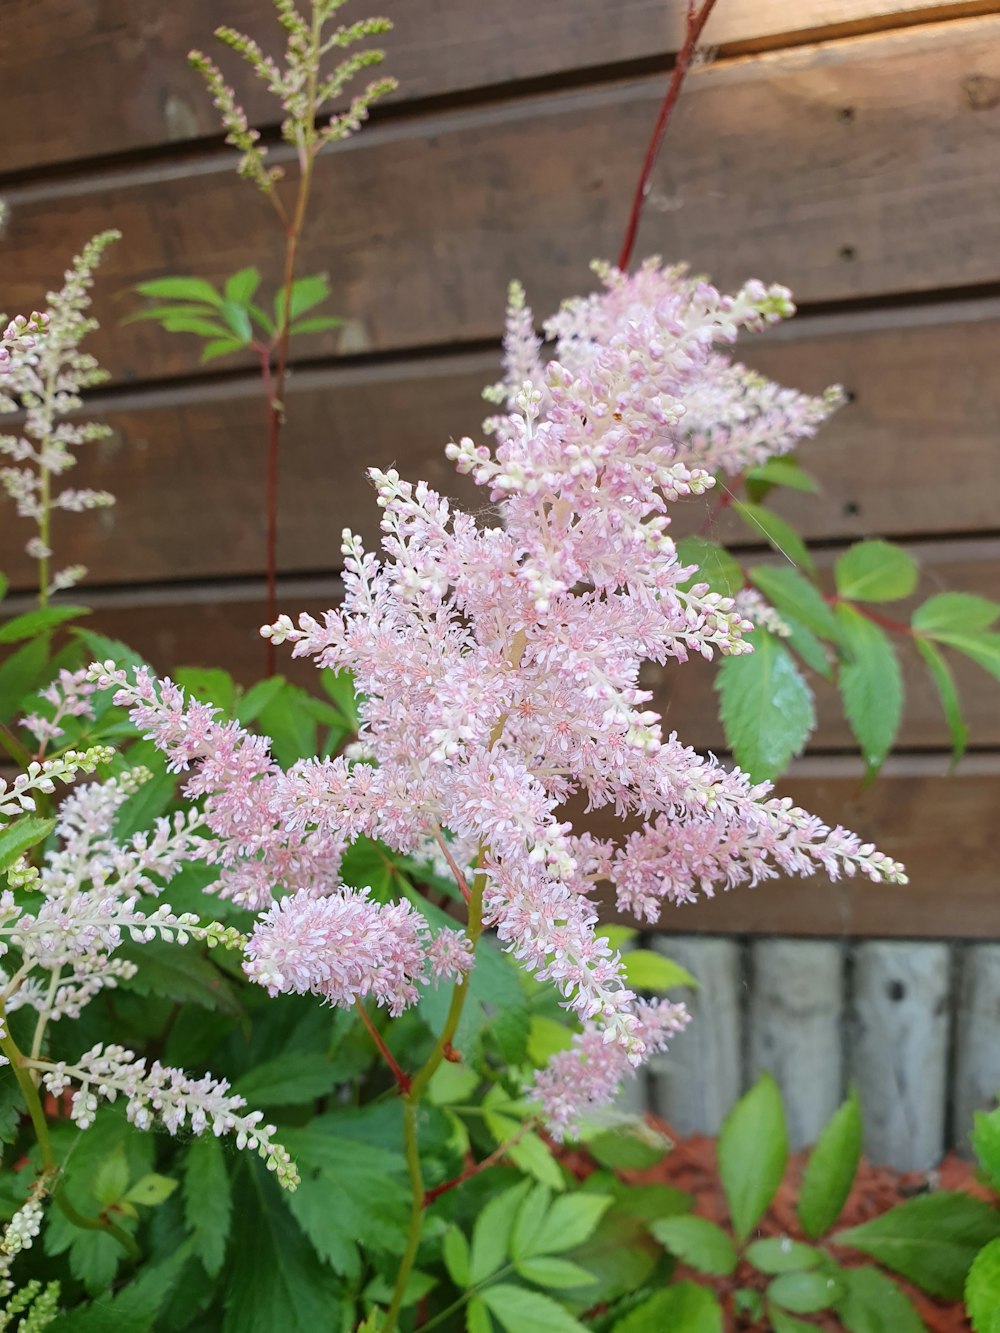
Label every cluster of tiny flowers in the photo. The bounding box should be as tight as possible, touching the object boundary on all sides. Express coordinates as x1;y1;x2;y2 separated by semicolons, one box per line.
732;588;793;639
37;1044;298;1189
0;747;113;820
0;312;48;375
105;260;905;1132
20;667;98;751
0;232;119;595
0;1176;52;1322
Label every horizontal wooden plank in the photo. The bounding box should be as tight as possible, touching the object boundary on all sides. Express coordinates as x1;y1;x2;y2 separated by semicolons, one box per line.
5;19;1000;386
1;303;998;589
3;2;988;175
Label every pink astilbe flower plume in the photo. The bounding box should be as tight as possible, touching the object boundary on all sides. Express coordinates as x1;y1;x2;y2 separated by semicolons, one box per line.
98;258;906;1137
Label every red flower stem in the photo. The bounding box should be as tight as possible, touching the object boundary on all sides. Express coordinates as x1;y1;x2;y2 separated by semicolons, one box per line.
354;1000;412;1094
423;1124;532;1207
617;0;720;273
825;594;913;636
431;823;472;905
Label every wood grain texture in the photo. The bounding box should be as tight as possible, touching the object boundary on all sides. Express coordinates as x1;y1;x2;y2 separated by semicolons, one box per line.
5;20;1000;386
952;945;1000;1155
0;304;997;590
3;1;989;175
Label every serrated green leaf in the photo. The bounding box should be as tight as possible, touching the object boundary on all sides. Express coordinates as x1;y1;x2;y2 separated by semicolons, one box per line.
915;637;967;766
288;274;331;321
622;950;697;992
118;938;243;1020
717;629;815;781
835;604;903;777
769;1269;842;1312
612;1282;723;1332
135;276;223;306
835;541;918;603
0;816;55;873
650;1215;738;1276
836;1193;1000;1300
798;1088;862;1238
733;502;815;574
749;565;839;639
781;612;834;679
201;337;246;362
0;604;89;643
837;1265;929;1333
467;1296;493;1333
718;1074;788;1242
516;1256;597;1289
234;1051;342;1106
184;1133;232;1277
174;666;236;716
123;1172;177;1207
746;457;820;494
967;1237;1000;1333
746;1237;821;1273
675;537;744;597
236;675;286;725
929;630;1000;683
491;1001;530;1064
532;1191;612;1254
586;1125;670;1171
443;1226;470;1287
249;303;276;336
427;1060;479;1106
973;1108;1000;1189
256;682;317;766
290;315;344;335
912;592;1000;635
480;1283;588;1333
470;1181;532;1282
93;1145;129;1207
224;267;262;307
221;299;253;342
506;1131;565;1191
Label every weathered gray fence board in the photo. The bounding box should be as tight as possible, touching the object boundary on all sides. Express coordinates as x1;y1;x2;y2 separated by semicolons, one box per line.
648;937;743;1136
953;944;1000;1156
749;940;845;1150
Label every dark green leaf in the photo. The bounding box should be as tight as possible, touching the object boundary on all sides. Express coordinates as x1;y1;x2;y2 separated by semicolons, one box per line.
135;277;223;306
718;1074;788;1242
769;1269;842;1312
733;1289;765;1322
835;604;903;778
0;604;89;643
224;267;262;307
733;502;815;574
915;637;968;766
798;1088;863;1238
837;1265;929;1333
0;816;55;873
835;541;918;603
650;1215;738;1275
675;536;744;597
234;1051;343;1106
256;683;317;765
717;629;815;780
912;592;1000;635
836;1193;1000;1300
0;635;48;723
118;938;243;1020
469;1181;532;1282
781;612;834;679
479;1284;588;1333
967;1237;1000;1333
236;675;286;725
749;565;839;640
746;1237;822;1273
612;1282;723;1333
175;666;236;717
768;1309;818;1333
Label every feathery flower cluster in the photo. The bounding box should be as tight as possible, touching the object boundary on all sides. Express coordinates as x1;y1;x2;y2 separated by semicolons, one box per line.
36;1044;298;1188
97;259;906;1133
0;313;48;376
20;668;98;752
0;232;119;596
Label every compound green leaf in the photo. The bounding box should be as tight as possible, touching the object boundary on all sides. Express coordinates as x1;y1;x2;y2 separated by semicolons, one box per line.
717;629;815;780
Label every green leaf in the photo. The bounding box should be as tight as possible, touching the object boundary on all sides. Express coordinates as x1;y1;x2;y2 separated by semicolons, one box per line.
586;1125;670;1171
733;1289;765;1322
234;1051;342;1106
201;337;246;362
505;1131;565;1192
221;299;253;342
622;949;697;992
967;1237;1000;1333
224;267;262;307
0;634;48;722
768;1309;818;1333
467;1297;493;1333
443;1225;470;1287
223;1165;343;1333
118;938;243;1020
123;1172;177;1207
612;1282;723;1332
183;1133;232;1277
915;637;967;766
973;1107;1000;1189
479;1283;588;1333
0;816;55;873
175;666;236;716
469;1180;531;1283
290;315;344;335
527;1016;574;1067
135;276;223;306
256;682;317;765
124;301;219;325
93;1145;130;1206
675;537;744;597
746;1237;821;1273
159;314;233;339
746;457;820;495
249;303;276;336
287;274;331;321
0;604;89;643
836;1193;1000;1300
531;1191;613;1255
797;1088;863;1238
515;1257;596;1289
236;675;286;725
835;604;903;777
733;501;815;574
769;1269;842;1312
718;1073;788;1242
781;612;834;679
717;629;815;780
650;1215;738;1275
928;630;1000;684
912;592;1000;635
835;541;918;603
749;565;839;640
837;1265;929;1333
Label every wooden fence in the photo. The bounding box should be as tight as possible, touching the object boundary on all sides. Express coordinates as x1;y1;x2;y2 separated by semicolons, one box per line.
3;1;1000;1157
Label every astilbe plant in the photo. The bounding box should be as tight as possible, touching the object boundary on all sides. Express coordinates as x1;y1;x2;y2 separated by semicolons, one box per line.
93;257;905;1330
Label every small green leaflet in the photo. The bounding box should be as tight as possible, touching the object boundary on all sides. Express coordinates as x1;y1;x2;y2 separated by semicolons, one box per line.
733;501;815;575
748;565;839;640
650;1215;737;1276
835;1265;928;1333
973;1107;1000;1189
675;537;743;597
611;1282;723;1332
768;1269;842;1314
835;604;903;778
914;637;968;766
912;592;1000;635
745;456;820;499
0;604;89;643
134;276;224;306
797;1088;862;1239
718;1074;788;1243
923;630;1000;684
479;1283;588;1333
0;816;55;874
746;1238;821;1274
716;629;815;781
834;541;918;603
966;1237;1000;1333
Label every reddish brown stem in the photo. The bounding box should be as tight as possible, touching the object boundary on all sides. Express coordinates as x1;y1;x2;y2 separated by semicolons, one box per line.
826;594;913;636
355;1000;412;1093
423;1125;531;1206
617;0;720;273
